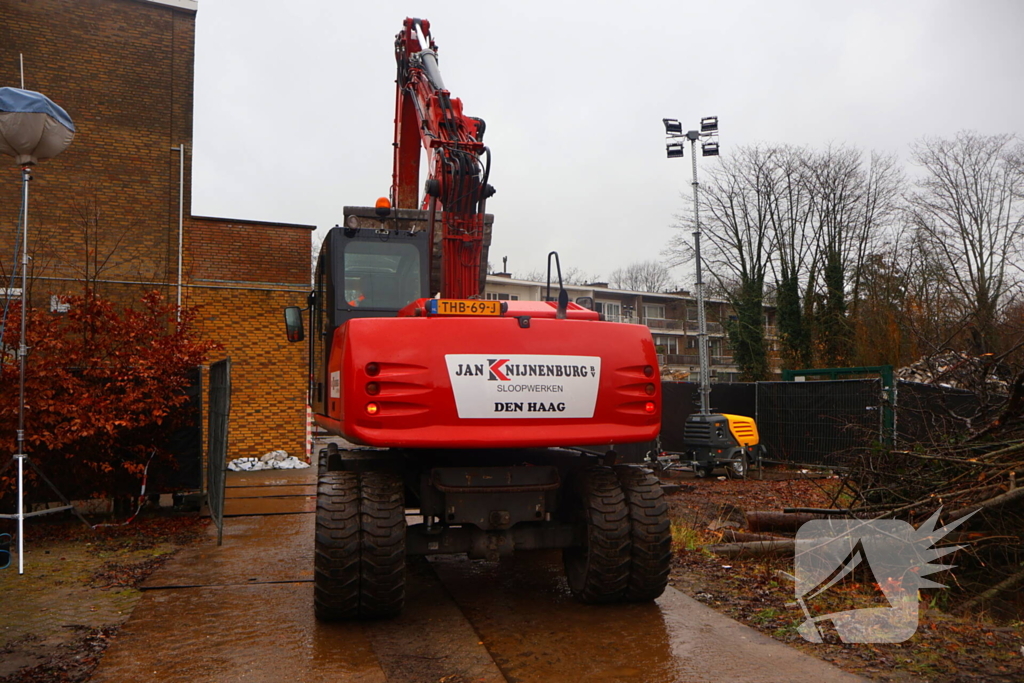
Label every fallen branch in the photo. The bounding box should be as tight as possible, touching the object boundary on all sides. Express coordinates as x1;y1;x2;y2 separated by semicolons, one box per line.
957;565;1024;614
947;485;1024;523
889;451;1005;467
969;368;1024;441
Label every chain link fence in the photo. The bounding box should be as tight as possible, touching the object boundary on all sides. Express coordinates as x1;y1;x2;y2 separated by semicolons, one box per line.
661;378;978;468
207;358;231;546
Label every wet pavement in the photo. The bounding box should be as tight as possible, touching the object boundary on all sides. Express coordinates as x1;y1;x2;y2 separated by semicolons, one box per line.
90;466;865;682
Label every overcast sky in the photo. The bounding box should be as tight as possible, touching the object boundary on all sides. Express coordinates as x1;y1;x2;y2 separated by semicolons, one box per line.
191;0;1024;285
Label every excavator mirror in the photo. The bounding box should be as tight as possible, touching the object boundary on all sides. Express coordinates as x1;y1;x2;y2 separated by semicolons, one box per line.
575;296;594;310
284;306;305;343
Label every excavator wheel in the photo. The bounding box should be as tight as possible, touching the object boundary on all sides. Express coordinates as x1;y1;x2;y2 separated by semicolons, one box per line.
562;466;631;604
314;469;406;620
614;466;671;602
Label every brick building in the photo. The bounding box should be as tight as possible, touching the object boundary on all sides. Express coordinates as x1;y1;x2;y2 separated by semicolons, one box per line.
1;0;312;463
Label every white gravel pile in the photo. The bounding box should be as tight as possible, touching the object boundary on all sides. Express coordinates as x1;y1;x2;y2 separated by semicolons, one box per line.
227;450;311;471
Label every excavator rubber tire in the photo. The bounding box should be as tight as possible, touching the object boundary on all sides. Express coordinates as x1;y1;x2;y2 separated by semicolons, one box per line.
314;470;406;620
614;465;671;602
562;466;631;604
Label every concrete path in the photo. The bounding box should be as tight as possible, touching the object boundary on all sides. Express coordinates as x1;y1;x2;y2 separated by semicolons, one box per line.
91;467;866;682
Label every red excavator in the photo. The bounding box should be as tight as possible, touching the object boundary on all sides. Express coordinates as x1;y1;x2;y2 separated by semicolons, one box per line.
284;17;670;620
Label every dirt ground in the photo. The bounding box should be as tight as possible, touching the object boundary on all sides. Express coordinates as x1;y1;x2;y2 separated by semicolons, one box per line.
0;514;208;683
4;472;1023;682
663;471;1024;683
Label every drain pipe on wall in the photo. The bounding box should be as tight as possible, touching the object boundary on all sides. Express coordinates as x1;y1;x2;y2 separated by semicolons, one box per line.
171;143;185;323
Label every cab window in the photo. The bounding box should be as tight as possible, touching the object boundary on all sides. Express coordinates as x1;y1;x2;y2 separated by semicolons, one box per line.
342;241;423;310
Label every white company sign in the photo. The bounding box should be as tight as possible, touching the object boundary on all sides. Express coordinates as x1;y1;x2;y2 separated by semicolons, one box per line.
445;354;601;419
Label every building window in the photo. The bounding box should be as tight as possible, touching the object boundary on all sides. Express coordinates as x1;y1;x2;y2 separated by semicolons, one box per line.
687;307;698;321
654;335;678;355
687;337;697;349
644;304;665;320
598;301;621;321
485;292;519;301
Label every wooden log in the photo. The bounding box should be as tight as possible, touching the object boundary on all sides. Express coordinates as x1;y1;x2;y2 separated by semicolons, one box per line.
719;529;789;543
746;511;834;533
706;539;796;558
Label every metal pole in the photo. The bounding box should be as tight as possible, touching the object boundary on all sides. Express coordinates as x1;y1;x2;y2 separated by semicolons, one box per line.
16;166;30;574
690;137;710;415
172;144;184;322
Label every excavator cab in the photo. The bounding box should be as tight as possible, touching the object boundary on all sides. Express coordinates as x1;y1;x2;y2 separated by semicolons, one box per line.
302;217;431;415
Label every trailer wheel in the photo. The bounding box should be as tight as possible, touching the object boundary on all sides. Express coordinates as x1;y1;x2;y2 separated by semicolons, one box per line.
614;466;671;602
562;466;631;603
694;464;715;478
314;470;406;620
725;450;749;480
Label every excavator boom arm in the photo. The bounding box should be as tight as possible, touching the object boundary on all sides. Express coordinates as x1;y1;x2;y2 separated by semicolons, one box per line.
391;17;494;299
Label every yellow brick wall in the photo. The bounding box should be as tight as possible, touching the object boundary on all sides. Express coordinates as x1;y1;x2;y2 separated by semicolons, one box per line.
189;285;309;461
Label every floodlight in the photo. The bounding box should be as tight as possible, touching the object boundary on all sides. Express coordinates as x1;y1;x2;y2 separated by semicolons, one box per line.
666;142;685;158
702;141;720;157
700;116;718;133
663;118;683;135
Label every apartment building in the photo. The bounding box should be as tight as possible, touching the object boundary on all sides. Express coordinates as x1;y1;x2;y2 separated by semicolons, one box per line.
485;273;780;381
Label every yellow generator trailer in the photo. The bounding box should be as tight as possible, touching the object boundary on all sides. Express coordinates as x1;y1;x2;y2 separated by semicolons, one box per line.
682;413;764;479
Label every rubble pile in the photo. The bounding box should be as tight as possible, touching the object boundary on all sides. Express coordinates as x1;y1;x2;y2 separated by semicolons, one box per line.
896;350;1010;393
227;450;310;471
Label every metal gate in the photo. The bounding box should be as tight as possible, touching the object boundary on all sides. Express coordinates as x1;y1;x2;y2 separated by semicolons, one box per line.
756;379;882;467
207;358;231;545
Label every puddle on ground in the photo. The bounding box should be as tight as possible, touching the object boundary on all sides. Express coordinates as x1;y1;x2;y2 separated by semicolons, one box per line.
92;583;385;683
431;550;865;683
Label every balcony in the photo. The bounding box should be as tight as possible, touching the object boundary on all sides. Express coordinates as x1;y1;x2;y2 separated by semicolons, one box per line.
604;313;639;324
644;318;685;330
661;354;700;366
646;318;724;334
659;354;736;368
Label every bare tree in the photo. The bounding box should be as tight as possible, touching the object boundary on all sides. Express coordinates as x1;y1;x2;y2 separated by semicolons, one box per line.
311;232;324;286
802;145;867;367
908;131;1024;355
608;260;674;293
764;145;817;369
517;266;600;286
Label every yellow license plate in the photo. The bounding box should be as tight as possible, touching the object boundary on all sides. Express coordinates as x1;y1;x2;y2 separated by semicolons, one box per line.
433;299;503;316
